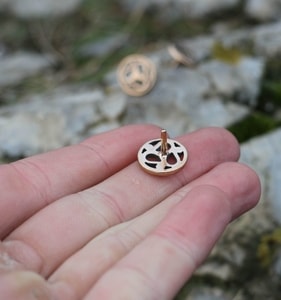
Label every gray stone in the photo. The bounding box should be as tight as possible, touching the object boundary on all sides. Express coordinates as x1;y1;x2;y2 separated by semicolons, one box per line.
0;0;8;9
0;43;6;58
97;92;127;120
195;262;233;281
211;243;246;267
0;52;54;87
199;57;264;105
268;156;281;225
245;0;281;21
175;21;281;65
123;99;190;137
79;34;129;58
119;0;239;20
253;21;281;58
275;108;281;121
179;0;239;18
274;250;281;277
105;46;258;136
240;128;281;175
239;128;281;228
214;21;281;59
190;98;249;128
0;87;126;157
185;287;233;300
180;36;215;62
0;113;66;157
88;121;121;136
6;0;84;18
120;67;250;136
113;48;259;134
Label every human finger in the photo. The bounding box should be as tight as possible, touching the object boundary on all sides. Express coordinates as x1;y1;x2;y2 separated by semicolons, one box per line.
0;124;160;237
4;128;240;277
0;271;52;300
83;185;246;299
49;162;260;299
0;162;259;299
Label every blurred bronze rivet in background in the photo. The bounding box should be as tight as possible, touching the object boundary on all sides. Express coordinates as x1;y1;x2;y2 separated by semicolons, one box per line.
117;54;157;97
168;44;195;68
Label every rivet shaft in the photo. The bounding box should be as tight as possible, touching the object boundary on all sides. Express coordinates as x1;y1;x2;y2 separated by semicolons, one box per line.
160;129;168;156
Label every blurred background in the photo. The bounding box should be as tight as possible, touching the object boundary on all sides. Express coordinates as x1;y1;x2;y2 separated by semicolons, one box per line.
0;0;281;299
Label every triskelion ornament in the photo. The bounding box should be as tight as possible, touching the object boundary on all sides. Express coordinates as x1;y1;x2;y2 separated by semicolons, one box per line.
138;129;188;176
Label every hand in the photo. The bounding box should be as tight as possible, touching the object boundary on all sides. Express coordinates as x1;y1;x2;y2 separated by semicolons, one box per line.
0;125;260;299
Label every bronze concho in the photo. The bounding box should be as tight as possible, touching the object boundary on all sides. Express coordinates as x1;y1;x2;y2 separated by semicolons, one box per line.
138;130;188;176
117;54;157;97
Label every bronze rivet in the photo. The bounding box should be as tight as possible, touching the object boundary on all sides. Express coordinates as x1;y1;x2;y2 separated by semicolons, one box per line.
138;129;188;176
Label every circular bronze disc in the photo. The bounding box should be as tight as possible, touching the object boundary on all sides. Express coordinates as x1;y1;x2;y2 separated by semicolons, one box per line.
138;138;188;176
117;54;157;97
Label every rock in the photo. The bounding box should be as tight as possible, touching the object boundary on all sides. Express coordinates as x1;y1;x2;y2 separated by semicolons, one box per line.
122;89;249;138
0;113;66;157
120;0;281;23
0;87;127;157
199;57;265;105
79;33;129;58
253;21;281;58
240;128;281;175
119;0;239;20
0;52;54;87
116;68;196;134
179;36;215;63
274;250;281;277
214;21;281;59
268;156;281;225
179;0;239;18
195;261;233;281
113;56;254;135
184;287;233;300
97;92;127;120
237;130;281;230
0;43;6;58
0;0;8;9
175;21;281;65
88;120;121;136
245;0;281;21
5;0;84;18
190;98;249;128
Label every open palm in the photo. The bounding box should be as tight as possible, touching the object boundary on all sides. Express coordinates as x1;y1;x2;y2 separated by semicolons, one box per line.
0;125;260;299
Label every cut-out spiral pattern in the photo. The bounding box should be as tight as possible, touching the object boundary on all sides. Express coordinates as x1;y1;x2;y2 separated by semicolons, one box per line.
138;138;188;176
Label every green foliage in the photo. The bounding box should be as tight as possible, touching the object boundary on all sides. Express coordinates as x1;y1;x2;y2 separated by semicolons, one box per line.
0;16;29;50
266;82;281;100
258;79;281;113
227;112;280;143
212;41;243;64
257;228;281;267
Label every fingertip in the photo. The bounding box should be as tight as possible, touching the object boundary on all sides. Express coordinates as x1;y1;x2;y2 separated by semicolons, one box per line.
91;123;161;139
213;161;261;218
83;123;162;151
175;127;240;183
204;127;240;161
235;162;262;212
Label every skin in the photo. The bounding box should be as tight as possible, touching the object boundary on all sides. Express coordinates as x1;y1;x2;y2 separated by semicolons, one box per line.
0;124;261;300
